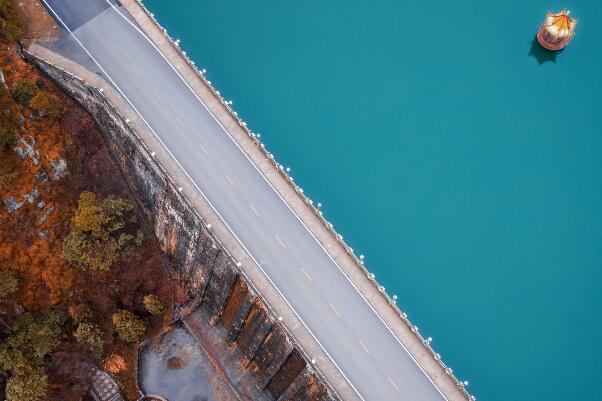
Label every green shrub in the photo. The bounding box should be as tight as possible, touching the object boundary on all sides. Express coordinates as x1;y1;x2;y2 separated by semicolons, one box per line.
143;294;166;316
0;310;65;376
0;160;19;188
9;310;65;361
0;0;23;43
0;269;19;299
28;91;61;118
112;310;146;343
0;108;19;149
5;369;48;401
11;80;38;106
2;20;22;42
74;322;104;355
63;192;144;271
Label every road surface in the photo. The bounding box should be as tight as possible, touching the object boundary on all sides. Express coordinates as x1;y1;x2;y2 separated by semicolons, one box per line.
41;1;449;400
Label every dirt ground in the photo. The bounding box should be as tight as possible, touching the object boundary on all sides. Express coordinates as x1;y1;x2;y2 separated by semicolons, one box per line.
18;0;61;41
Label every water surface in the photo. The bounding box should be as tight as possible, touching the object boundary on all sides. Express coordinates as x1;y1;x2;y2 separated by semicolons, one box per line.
143;1;602;400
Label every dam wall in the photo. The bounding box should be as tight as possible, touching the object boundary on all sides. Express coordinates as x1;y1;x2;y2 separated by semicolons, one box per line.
24;44;335;401
25;1;476;400
119;1;476;400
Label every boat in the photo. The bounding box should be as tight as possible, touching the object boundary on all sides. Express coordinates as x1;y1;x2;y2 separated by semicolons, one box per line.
537;10;577;51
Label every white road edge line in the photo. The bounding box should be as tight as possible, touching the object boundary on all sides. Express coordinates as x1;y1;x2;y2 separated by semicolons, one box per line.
47;1;451;400
41;3;367;401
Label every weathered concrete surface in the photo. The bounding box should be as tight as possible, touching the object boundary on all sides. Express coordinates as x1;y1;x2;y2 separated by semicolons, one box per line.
24;44;334;401
251;324;293;390
221;277;255;343
139;325;260;401
267;350;307;399
235;300;272;363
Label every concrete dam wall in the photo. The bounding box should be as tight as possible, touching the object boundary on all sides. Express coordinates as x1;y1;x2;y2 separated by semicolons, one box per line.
24;45;336;401
25;2;478;399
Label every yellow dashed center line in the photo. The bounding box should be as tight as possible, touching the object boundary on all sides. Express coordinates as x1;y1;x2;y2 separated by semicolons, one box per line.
175;116;186;128
328;302;341;318
200;145;210;156
300;267;313;282
358;339;370;354
225;173;235;186
387;376;400;392
275;235;286;249
249;203;260;217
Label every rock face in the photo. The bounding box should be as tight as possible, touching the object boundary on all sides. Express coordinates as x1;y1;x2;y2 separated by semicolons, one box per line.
26;51;337;401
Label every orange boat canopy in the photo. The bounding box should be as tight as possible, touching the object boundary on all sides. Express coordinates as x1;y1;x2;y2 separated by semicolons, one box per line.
544;10;577;39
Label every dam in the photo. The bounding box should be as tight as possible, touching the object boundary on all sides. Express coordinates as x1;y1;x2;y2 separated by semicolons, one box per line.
26;0;475;400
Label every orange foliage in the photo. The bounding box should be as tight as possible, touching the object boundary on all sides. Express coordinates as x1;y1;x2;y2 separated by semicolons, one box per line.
103;353;126;374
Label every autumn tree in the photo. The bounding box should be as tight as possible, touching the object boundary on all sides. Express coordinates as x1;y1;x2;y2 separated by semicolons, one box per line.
143;294;166;316
0;310;64;385
0;310;61;401
103;353;126;374
11;80;38;106
73;322;104;355
28;91;61;118
5;369;48;401
0;270;19;299
112;310;146;343
7;310;64;362
63;192;144;271
68;303;92;323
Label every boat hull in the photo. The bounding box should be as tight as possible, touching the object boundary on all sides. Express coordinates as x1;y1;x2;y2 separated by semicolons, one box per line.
537;24;572;51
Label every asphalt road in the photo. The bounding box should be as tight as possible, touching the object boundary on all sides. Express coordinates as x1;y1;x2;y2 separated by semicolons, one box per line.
41;1;448;400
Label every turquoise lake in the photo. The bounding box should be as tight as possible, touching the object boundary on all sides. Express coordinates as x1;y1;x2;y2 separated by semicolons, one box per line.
143;1;602;400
